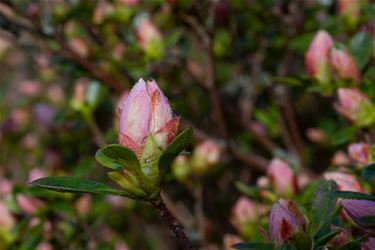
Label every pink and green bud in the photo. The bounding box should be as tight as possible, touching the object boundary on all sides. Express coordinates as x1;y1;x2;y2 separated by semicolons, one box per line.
330;48;361;82
269;199;306;245
338;0;361;28
348;143;372;166
136;18;164;59
305;30;334;84
192;140;222;174
324;172;364;192
336;88;375;126
231;197;259;233
340;199;375;230
119;79;179;156
267;158;298;197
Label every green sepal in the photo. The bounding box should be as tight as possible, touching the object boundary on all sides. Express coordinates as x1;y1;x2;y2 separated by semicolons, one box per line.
139;135;163;190
30;176;131;197
158;128;193;179
95;144;140;172
107;172;148;200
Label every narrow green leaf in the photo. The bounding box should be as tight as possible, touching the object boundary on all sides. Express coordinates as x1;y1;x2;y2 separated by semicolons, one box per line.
349;32;373;69
107;172;149;199
158;128;193;177
232;242;274;250
332;191;375;201
30;176;130;197
315;229;342;248
95;144;140;172
310;180;338;234
361;163;375;185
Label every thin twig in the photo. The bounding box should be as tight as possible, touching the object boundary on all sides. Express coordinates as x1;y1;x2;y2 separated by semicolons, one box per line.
151;197;195;250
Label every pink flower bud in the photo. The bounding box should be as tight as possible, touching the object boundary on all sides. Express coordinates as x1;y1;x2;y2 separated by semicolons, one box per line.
116;91;129;116
17;194;45;215
119;79;179;156
137;18;162;51
362;237;375;250
336;88;373;124
305;30;334;83
324;172;364;192
331;151;350;166
269;199;306;244
192;140;222;174
330;48;361;82
0;201;15;229
340;199;375;230
348;143;371;166
231;197;258;232
267;158;297;197
338;0;361;28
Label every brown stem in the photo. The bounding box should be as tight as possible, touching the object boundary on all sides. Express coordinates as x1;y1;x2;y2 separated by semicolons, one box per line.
151;197;195;250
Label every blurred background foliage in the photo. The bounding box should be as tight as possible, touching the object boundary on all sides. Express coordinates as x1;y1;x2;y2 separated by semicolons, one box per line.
0;0;374;249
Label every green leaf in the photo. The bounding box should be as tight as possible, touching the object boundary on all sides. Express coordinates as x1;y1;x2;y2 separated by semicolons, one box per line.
232;242;274;250
332;191;375;201
95;144;140;172
310;180;338;234
361;163;375;185
349;32;373;70
287;232;312;250
30;176;129;196
107;172;150;200
315;229;342;248
158;128;193;178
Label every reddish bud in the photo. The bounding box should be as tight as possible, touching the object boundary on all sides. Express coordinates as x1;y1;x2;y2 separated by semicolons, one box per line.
119;79;179;156
231;197;258;232
324;172;364;192
336;88;373;125
305;30;334;83
269;199;306;244
267;158;297;197
348;143;371;166
330;48;361;82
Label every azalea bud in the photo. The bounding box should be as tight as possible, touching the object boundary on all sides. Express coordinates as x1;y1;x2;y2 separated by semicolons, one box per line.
231;197;258;233
324;172;364;192
362;237;375;250
119;79;179;156
16;194;45;215
269;199;306;244
330;48;361;82
0;201;15;229
348;143;371;166
305;30;334;84
267;158;297;197
338;0;361;28
136;18;164;59
192;140;222;175
336;88;374;126
172;155;191;183
340;199;375;230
